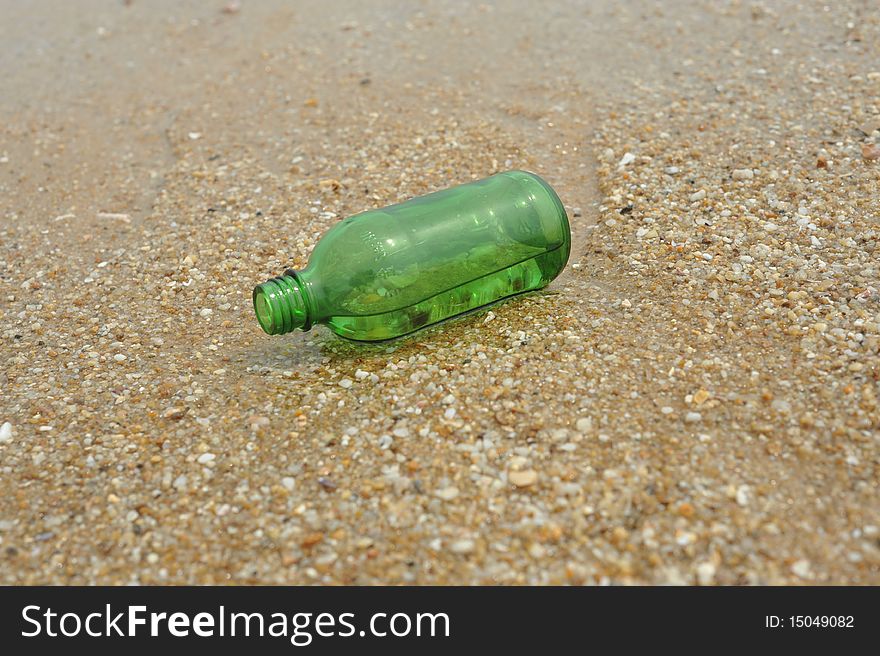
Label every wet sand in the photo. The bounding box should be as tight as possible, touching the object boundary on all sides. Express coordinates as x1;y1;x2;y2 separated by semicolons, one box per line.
1;0;878;584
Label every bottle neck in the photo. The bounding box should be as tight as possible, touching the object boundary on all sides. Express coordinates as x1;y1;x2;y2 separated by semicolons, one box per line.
252;270;315;335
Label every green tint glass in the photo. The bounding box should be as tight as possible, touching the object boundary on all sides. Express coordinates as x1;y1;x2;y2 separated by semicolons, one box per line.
253;170;570;341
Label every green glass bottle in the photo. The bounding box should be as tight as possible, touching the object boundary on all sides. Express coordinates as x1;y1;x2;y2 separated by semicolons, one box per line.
253;170;570;341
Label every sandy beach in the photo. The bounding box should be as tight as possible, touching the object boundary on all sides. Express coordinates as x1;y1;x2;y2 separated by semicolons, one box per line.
1;0;878;584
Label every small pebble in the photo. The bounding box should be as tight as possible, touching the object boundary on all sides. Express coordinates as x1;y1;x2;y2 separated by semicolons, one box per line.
528;543;547;558
509;470;538;487
449;539;475;554
696;561;716;585
791;559;811;579
317;477;337;491
163;407;187;420
435;486;459;500
575;417;592;432
618;152;636;168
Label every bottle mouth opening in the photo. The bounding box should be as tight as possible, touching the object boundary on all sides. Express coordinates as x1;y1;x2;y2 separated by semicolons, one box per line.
253;287;277;334
253;274;310;335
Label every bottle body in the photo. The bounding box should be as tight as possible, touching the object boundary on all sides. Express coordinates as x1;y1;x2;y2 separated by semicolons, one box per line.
254;170;570;341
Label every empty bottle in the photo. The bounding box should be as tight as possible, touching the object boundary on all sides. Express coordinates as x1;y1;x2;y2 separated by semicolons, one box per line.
253;170;570;341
